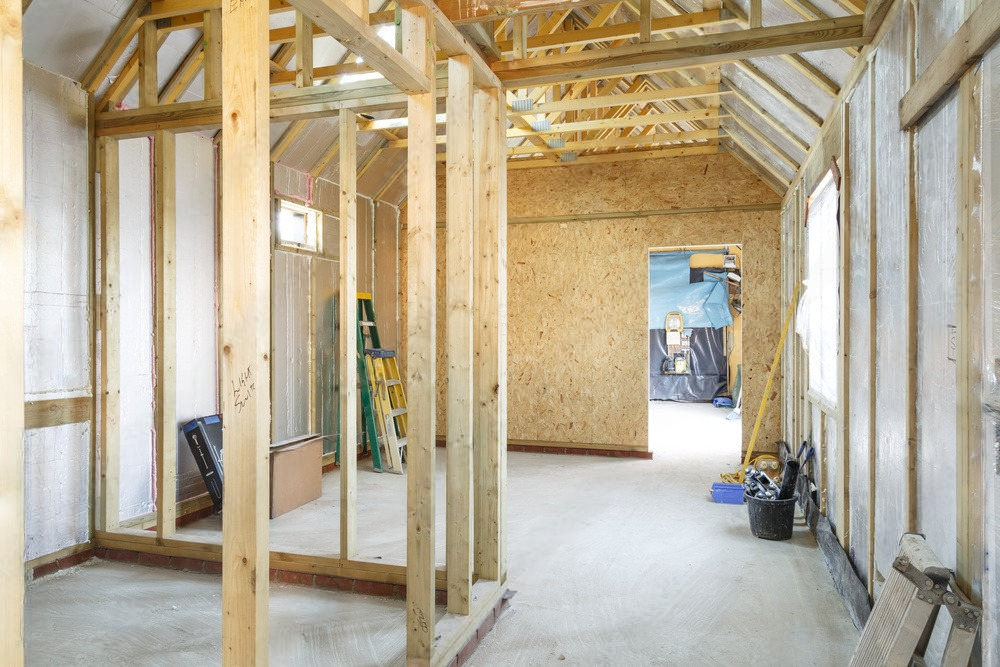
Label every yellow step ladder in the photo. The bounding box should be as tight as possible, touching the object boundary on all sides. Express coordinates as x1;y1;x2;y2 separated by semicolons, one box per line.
358;293;408;473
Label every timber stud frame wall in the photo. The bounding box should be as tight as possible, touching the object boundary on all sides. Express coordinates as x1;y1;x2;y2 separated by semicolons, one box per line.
67;1;508;666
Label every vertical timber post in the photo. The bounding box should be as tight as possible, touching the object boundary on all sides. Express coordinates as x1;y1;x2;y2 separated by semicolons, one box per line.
403;3;436;663
221;0;271;664
340;108;358;561
0;0;24;661
446;55;474;615
98;136;121;531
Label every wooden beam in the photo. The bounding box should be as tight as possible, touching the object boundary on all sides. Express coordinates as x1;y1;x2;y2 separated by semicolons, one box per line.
97;137;121;532
507;140;721;168
446;55;475;616
153;130;177;540
491;16;868;87
473;86;505;582
23;397;93;429
749;0;762;28
510;83;726;115
508;107;724;136
203;8;223;99
159;38;204;105
723;137;787;195
506;128;721;154
0;0;24;658
146;0;289;19
724;104;801;169
220;0;271;662
900;0;1000;129
80;0;147;93
512;15;528;59
435;0;619;24
139;19;159;106
295;12;314;87
339;108;358;561
288;0;431;94
404;3;437;662
725;131;790;187
722;77;810;153
639;0;652;42
496;9;730;52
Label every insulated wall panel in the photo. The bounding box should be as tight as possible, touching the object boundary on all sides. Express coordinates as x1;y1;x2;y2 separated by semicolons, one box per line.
22;65;92;559
872;11;910;584
174;134;218;500
24;424;91;561
847;67;873;584
23;64;90;400
118;137;155;521
272;250;312;442
314;258;339;455
916;0;962;76
914;93;958;573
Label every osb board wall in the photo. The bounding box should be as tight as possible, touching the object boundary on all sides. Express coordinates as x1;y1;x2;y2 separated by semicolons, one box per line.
401;153;782;453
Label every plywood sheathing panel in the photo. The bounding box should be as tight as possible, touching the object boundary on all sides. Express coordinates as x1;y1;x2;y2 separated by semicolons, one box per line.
403;153;782;453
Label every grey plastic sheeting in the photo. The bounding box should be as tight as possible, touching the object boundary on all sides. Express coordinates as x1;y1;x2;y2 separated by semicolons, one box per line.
985;42;1000;667
746;55;835;122
174;134;220;501
915;92;958;578
272;250;313;443
723;64;819;149
22;65;91;560
873;11;909;583
847;66;872;585
118;137;155;522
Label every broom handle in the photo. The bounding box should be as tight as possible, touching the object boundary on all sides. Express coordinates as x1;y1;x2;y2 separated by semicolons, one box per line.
741;282;802;470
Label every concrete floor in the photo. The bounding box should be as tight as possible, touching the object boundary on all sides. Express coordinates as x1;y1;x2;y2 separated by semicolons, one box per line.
26;402;858;665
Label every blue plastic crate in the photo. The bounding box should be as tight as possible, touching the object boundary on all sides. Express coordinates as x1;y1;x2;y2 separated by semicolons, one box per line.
711;482;745;504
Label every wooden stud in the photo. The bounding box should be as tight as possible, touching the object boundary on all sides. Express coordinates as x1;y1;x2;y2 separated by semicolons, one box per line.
295;12;314;87
512;15;528;60
446;55;475;616
153;130;177;540
403;4;437;663
139;19;159;107
98;137;121;531
473;86;505;582
0;0;24;660
956;68;985;602
837;108;850;549
203;8;223;99
750;0;762;28
80;0;147;93
639;0;652;42
339;108;358;561
220;0;271;663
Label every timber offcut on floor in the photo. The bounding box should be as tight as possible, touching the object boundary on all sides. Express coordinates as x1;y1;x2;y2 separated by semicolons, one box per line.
27;404;856;666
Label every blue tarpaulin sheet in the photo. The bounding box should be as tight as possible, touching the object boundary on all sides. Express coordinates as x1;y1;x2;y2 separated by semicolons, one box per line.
649;251;733;330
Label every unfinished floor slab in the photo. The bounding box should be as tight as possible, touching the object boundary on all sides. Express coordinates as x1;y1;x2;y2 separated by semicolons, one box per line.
26;403;856;665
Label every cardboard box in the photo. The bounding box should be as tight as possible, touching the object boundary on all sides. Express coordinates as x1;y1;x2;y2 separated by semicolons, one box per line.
269;437;323;519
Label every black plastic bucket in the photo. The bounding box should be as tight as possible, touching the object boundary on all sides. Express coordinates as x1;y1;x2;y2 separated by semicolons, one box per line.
745;494;798;541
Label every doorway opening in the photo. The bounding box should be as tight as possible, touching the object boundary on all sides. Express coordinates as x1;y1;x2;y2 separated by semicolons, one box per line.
648;245;743;458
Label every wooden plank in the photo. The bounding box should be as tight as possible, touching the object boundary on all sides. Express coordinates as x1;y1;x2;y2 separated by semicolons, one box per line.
838;107;850;550
153;130;177;540
504;128;721;155
220;0;271;663
403;4;437;663
491;16;868;87
899;0;1000;129
339;108;358;560
508;141;721;168
750;0;762;28
139;19;158;107
203;8;223;99
445;56;474;616
508;107;723;136
512;15;527;60
508;83;724;115
0;0;24;659
639;0;652;42
736;60;824;127
722;77;810;153
473;86;504;582
724;105;801;170
80;0;147;93
288;0;431;94
24;397;93;430
434;0;619;24
295;11;314;87
98;137;121;532
956;68;985;602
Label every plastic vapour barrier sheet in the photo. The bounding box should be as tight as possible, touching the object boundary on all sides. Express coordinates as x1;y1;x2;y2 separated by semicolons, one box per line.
649;251;733;330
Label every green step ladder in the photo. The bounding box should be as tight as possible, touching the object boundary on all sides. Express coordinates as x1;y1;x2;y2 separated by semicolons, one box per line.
335;293;385;472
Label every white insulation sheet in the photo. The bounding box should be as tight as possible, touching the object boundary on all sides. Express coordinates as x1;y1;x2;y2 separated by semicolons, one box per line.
983;42;1000;667
118;137;155;521
915;92;959;573
174;134;219;500
847;66;872;584
916;0;963;76
872;10;910;584
22;65;92;560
